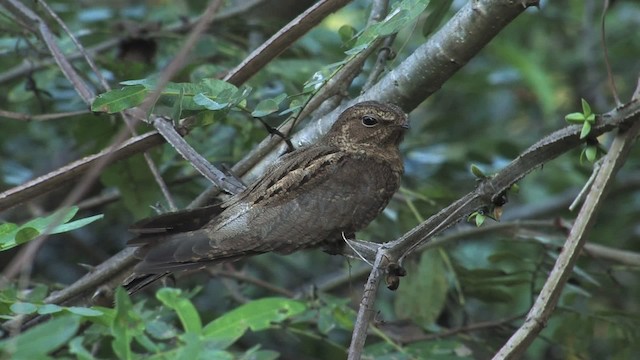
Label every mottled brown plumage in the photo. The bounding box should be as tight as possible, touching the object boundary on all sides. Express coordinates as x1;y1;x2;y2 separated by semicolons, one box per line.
125;101;408;291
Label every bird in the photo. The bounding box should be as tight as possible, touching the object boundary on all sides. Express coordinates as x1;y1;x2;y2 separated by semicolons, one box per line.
124;101;408;292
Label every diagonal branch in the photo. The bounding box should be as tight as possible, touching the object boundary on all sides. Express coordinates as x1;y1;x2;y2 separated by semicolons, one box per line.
492;109;640;359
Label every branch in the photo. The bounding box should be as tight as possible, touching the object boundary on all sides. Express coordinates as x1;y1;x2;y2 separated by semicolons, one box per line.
344;98;640;358
1;0;94;103
493;117;640;359
242;0;540;186
223;0;352;85
0;131;165;212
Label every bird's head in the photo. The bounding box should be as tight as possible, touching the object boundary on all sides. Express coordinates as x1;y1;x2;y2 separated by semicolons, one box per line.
325;101;409;150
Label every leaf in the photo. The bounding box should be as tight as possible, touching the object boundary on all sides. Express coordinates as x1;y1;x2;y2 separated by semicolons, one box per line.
171;86;185;120
15;227;40;245
69;337;94;360
38;304;63;315
193;93;228;110
394;251;448;325
0;315;80;358
338;25;357;47
0;207;103;251
202;298;306;349
67;306;103;317
0;223;18;235
584;146;597;163
565;112;585;124
580;121;592;139
178;332;203;360
91;85;147;113
251;98;280;117
52;214;104;233
112;287;142;360
580;98;592;117
350;0;430;54
470;164;487;178
422;0;453;37
10;302;38;315
157;288;202;334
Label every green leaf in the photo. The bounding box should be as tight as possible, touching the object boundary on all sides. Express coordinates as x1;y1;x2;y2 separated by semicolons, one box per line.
0;223;18;235
338;25;357;46
586;113;596;123
52;214;103;234
475;213;485;226
171;86;185;120
202;298;306;349
580;121;592;139
252;98;280;117
69;337;94;360
37;304;63;315
10;302;38;315
91;85;147;113
0;207;102;251
565;112;586;124
585;145;597;162
193;93;228;110
112;287;141;360
470;164;486;179
15;227;39;245
394;251;448;325
0;315;80;358
350;0;430;54
422;0;453;37
67;306;103;317
157;288;202;334
580;98;592;117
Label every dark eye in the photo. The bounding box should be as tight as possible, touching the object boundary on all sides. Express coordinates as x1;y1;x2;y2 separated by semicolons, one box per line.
361;115;379;127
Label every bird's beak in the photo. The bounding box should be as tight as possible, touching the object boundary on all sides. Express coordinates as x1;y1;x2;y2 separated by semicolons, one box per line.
400;119;410;130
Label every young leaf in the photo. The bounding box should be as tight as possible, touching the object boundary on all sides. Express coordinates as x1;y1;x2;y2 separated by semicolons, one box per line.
580;98;592;117
580;121;592;139
585;145;597;162
202;298;306;349
565;112;586;124
91;85;147;113
252;98;280;117
470;164;487;179
193;93;227;110
0;207;103;251
156;288;202;334
0;315;80;358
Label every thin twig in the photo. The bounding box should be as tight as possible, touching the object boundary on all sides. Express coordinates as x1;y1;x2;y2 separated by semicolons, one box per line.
399;314;524;343
37;0;110;90
208;269;295;298
362;34;397;92
600;0;621;106
0;109;90;121
138;0;223;115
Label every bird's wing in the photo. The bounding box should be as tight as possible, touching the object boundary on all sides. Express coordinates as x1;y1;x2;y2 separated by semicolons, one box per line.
131;145;399;275
128;204;224;244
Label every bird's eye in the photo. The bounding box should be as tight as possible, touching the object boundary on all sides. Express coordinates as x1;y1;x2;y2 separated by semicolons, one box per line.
361;115;379;127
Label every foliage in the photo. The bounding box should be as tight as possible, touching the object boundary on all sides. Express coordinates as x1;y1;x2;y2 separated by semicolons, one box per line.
1;0;640;359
